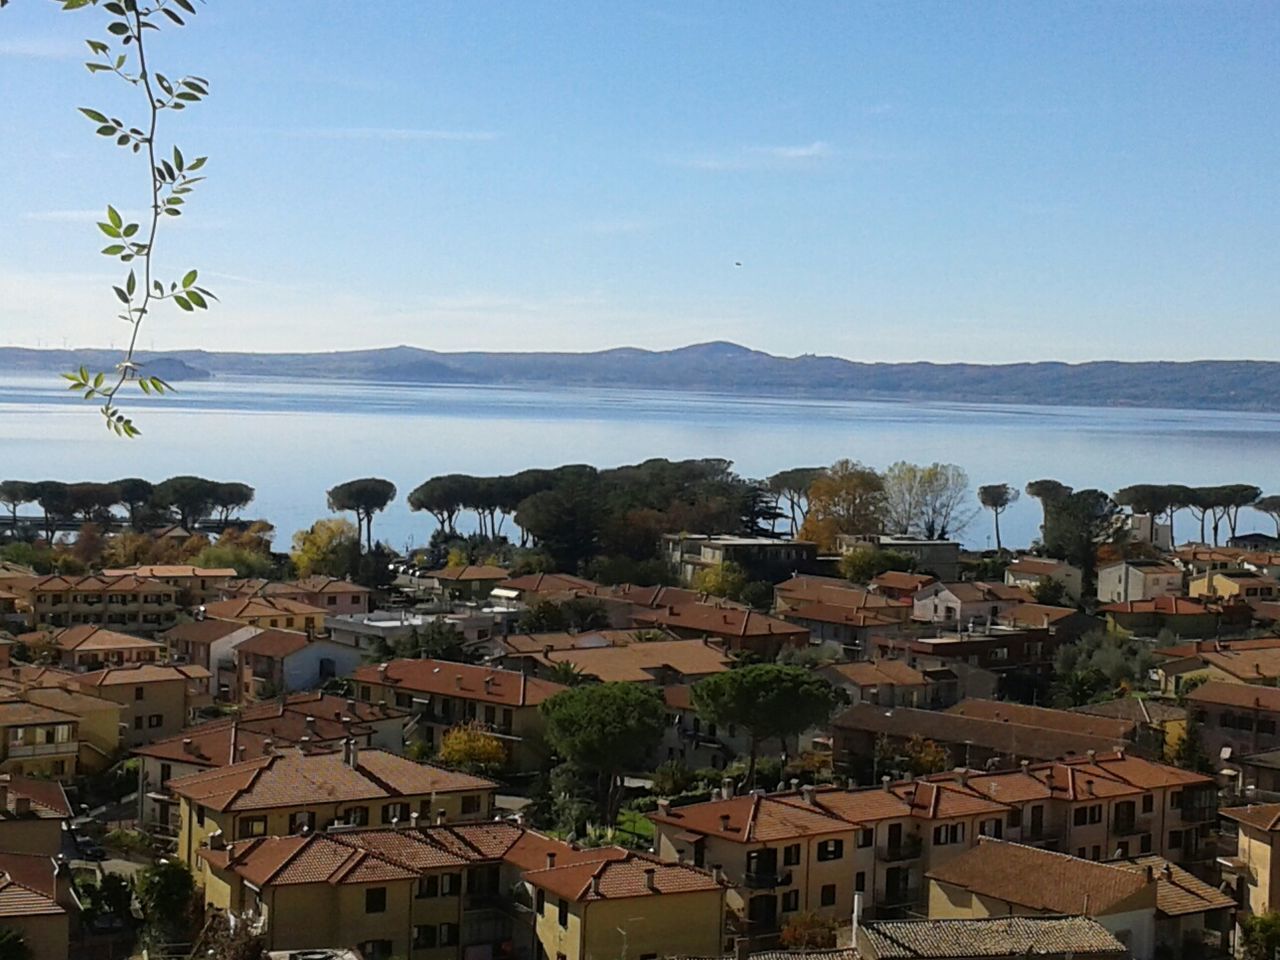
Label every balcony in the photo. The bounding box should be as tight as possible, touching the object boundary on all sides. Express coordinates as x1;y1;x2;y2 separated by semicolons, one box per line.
744;869;792;889
1181;803;1217;823
878;836;923;862
1113;814;1154;836
877;886;921;910
8;740;78;759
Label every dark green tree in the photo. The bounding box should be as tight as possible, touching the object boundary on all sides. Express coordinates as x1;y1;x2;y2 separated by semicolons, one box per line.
211;481;255;525
0;928;30;960
0;481;34;525
152;475;219;529
111;477;154;528
136;859;196;945
327;477;396;551
1024;479;1073;539
977;483;1019;552
515;477;603;573
1241;912;1280;960
693;665;843;785
33;481;72;543
1042;489;1117;600
540;683;667;823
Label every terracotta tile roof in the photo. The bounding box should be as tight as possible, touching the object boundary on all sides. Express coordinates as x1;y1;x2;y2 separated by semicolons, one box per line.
1103;560;1182;576
1072;698;1187;725
858;917;1126;958
833;704;1128;762
500;629;668;654
161;619;251;646
925;839;1152;914
530;638;732;684
497;573;599;595
19;625;165;654
102;565;237;579
0;698;80;727
822;660;929;688
1221;802;1280;832
292;576;371;595
807;780;1010;824
351;659;566;707
132;693;407;767
633;604;808;640
0;853;64;918
204;596;328;620
775;576;907;610
16;685;123;722
0;774;72;819
1109;855;1235;916
933;581;1032;604
525;850;720;902
235;629;313;659
428;564;510;582
6;573;176;595
1185;680;1280;712
1199;648;1280;681
945;700;1136;741
651;793;851;843
168;747;495;812
1154;637;1280;660
1101;597;1208;615
1006;557;1074;578
996;603;1093;629
75;663;210;687
782;602;905;628
869;571;937;593
596;584;705;608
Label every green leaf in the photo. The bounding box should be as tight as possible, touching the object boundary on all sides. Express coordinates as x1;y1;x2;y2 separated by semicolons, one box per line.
86;64;111;73
139;379;151;395
98;222;122;238
122;223;139;238
85;40;109;55
173;146;184;172
107;206;123;229
186;290;207;309
173;295;193;312
101;245;126;256
182;269;197;289
126;271;136;296
79;108;109;123
79;366;88;381
107;21;131;36
93;372;105;389
187;156;207;171
113;286;130;304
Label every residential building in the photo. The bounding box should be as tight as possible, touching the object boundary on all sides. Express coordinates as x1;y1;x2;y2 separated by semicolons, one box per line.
233;628;364;702
327;609;511;658
1101;596;1230;638
17;624;165;671
6;573;179;633
0;700;80;778
925;840;1158;959
133;692;408;832
660;685;757;770
777;602;905;655
856;917;1127;960
946;699;1140;747
491;572;599;603
225;575;373;614
1219;802;1280;920
1071;699;1188;764
1004;557;1084;604
630;603;808;659
1123;514;1174;551
912;582;1031;627
501;637;733;686
1231;533;1280;551
0;775;72;856
203;596;328;634
1096;561;1184;605
1110;855;1235;953
0;852;77;960
664;534;817;585
1189;569;1280;601
417;564;511;602
162;617;259;672
651;753;1215;931
197;822;725;960
819;661;939;709
4;682;123;773
71;662;212;747
994;603;1102;642
838;535;962;581
101;564;238;604
1156;640;1280;697
351;659;566;772
867;625;1065;689
1184;681;1280;763
867;571;938;601
171;743;498;872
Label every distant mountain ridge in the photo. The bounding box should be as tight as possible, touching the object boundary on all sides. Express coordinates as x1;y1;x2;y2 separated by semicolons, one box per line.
0;341;1273;412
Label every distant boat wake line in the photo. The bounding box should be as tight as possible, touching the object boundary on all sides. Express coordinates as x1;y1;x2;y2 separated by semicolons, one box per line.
0;341;1275;413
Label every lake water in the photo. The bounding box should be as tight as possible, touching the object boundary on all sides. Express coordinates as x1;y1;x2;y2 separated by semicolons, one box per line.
1;373;1277;554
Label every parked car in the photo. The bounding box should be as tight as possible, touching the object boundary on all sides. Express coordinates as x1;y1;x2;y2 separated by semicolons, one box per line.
73;833;106;861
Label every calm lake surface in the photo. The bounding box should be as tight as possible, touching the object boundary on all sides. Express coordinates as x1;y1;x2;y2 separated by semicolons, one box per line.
2;373;1276;553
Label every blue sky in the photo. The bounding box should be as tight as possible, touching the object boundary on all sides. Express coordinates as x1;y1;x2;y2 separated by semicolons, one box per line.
0;1;1276;361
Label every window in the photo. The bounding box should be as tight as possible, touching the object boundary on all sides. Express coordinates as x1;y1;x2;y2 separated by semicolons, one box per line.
134;686;145;701
1007;807;1022;828
782;890;799;912
148;714;163;728
418;875;439;899
857;828;873;848
365;887;387;913
1170;791;1182;809
346;806;369;826
1141;794;1154;814
816;839;844;861
358;941;392;960
783;843;801;866
439;924;459;947
1088;805;1102;825
535;889;545;914
381;802;410;824
442;873;461;896
196;806;205;828
932;823;964;846
558;898;569;927
133;716;143;730
360;685;372;701
412;925;436;949
395;692;411;709
52;760;65;776
1169;830;1183;849
238;817;267;839
1091;845;1101;860
855;871;866;892
1077;847;1087;858
461;794;481;816
820;884;836;907
1140;833;1152;854
327;595;338;606
289;811;315;834
485;705;496;725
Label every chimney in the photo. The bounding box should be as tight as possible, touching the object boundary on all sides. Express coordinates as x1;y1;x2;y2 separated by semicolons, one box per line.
1020;759;1030;774
954;768;969;787
710;789;722;802
305;715;316;733
207;829;225;851
377;699;387;711
454;675;463;689
13;797;29;816
410;811;420;828
656;799;672;816
711;863;725;884
719;814;732;832
734;937;751;960
346;698;356;713
377;662;388;683
882;775;891;792
789;778;800;792
847;777;857;791
722;777;735;797
1086;779;1096;796
1087;749;1097;763
182;737;193;755
852;892;863;947
800;785;817;805
543;645;553;657
262;738;274;755
435;809;446;825
346;738;360;768
546;852;556;869
1145;864;1154;882
644;867;657;892
1115;747;1126;760
236;745;246;761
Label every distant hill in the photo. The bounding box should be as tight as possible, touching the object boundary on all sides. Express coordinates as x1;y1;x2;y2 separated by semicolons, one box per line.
0;341;1274;412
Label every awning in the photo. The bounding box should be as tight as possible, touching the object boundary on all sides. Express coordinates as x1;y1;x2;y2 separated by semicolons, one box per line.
673;831;704;844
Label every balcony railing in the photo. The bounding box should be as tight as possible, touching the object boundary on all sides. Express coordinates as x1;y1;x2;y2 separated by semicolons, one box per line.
7;740;78;758
878;886;921;908
879;837;923;862
744;869;791;889
1181;803;1217;823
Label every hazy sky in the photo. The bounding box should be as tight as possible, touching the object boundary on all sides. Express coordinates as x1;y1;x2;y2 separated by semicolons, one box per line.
1;2;1276;361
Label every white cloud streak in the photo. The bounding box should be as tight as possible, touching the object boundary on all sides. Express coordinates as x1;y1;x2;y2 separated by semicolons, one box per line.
289;127;498;142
